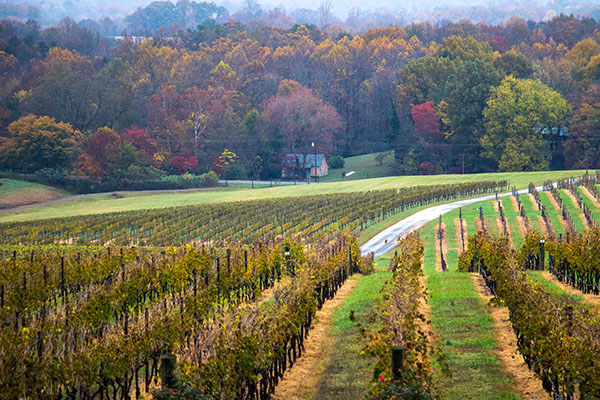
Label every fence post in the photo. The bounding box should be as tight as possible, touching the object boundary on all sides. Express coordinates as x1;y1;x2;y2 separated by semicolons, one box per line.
539;239;545;270
391;346;404;380
160;353;177;389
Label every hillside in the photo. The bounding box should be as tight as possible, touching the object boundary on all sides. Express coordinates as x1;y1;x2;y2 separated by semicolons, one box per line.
0;179;68;209
319;151;396;182
0;170;589;223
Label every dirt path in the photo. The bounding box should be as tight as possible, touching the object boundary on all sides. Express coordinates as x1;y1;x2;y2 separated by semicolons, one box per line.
579;213;591;230
475;217;485;233
258;277;292;304
557;215;570;233
515;216;528;237
541;272;600;307
418;274;435;346
470;274;548;400
496;217;505;235
563;190;581;209
536;215;549;236
493;200;500;213
545;192;562;210
580;186;600;208
510;196;520;212
434;223;448;272
497;217;514;246
527;194;540;211
272;278;358;400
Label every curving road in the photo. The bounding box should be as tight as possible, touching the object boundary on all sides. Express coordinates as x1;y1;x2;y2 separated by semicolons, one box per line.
360;187;535;257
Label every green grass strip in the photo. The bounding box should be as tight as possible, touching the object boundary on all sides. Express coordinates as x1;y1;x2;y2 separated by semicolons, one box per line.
313;252;394;399
422;214;519;400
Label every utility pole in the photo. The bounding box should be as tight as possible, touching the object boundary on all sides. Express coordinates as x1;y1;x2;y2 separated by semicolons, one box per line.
312;140;317;183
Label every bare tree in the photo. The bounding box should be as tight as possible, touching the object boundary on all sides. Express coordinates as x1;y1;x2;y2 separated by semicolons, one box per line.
244;0;262;18
318;1;333;28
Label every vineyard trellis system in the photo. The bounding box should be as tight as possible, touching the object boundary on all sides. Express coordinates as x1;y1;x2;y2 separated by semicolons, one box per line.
365;233;437;399
0;181;511;399
459;232;600;400
0;182;506;247
0;235;364;400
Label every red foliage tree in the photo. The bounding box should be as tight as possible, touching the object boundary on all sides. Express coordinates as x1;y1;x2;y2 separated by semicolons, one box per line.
411;101;441;139
86;127;121;173
170;155;198;174
122;125;157;161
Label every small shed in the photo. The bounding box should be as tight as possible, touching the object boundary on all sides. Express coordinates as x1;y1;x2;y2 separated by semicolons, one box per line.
281;154;328;179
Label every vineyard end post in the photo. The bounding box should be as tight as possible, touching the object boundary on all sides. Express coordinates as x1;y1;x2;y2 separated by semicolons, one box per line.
539;238;545;270
391;346;404;380
160;353;177;389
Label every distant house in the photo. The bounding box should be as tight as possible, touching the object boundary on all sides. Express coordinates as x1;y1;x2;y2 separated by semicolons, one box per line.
281;154;329;179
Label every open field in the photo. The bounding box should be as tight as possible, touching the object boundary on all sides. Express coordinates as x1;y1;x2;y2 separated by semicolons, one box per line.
0;179;68;209
319;151;395;182
0;170;589;223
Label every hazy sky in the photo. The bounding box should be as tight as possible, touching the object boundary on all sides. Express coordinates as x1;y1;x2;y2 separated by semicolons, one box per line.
9;0;600;21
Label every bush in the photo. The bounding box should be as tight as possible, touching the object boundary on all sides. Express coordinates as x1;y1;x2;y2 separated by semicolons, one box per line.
360;252;376;274
329;155;345;169
203;170;219;186
222;163;247;180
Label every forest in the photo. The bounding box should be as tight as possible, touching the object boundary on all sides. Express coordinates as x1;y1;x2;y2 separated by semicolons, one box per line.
1;10;600;190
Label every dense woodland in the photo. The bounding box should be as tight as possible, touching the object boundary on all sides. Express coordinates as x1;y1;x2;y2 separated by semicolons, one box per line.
2;12;600;189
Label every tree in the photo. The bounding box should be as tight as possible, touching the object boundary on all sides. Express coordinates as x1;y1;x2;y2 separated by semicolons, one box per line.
85;127;121;172
438;58;502;171
0;114;75;171
170;155;198;174
481;76;570;171
122;125;157;162
435;35;494;63
411;101;441;138
179;86;223;151
146;85;185;154
563;89;600;169
25;48;101;132
262;80;343;157
493;51;533;79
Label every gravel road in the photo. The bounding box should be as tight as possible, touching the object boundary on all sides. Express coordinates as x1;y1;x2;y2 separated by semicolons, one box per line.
360;188;534;257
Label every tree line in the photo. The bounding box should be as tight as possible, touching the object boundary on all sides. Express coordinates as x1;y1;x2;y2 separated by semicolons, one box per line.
1;15;600;188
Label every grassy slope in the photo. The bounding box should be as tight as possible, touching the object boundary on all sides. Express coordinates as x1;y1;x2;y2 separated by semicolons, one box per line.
0;170;589;223
319;151;395;182
0;179;68;209
313;257;393;399
423;211;518;400
414;189;590;398
305;188;590;399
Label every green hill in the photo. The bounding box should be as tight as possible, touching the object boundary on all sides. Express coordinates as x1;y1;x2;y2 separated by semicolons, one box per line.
319;151;395;182
0;179;69;209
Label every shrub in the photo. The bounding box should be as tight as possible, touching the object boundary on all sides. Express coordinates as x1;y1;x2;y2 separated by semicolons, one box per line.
222;162;247;180
329;155;345;168
202;171;219;186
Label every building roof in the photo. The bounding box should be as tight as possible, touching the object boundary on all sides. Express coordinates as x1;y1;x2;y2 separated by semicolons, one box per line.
282;154;326;168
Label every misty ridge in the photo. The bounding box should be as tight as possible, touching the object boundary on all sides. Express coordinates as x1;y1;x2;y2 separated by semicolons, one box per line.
2;0;600;33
